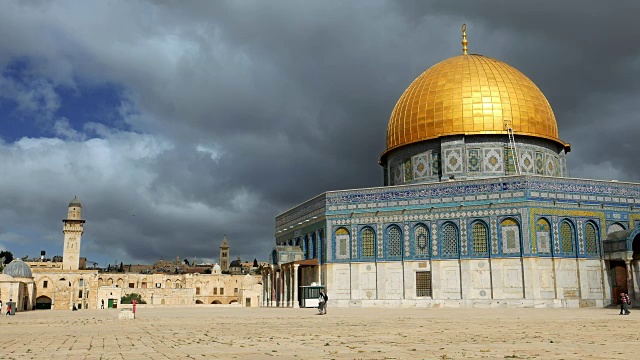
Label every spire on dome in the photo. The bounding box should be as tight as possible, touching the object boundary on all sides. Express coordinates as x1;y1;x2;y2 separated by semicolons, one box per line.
461;24;468;55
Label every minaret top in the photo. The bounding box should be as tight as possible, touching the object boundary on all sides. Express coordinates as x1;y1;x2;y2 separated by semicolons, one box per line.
221;234;229;248
68;196;82;208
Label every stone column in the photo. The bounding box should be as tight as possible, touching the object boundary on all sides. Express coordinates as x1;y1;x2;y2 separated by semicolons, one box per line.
293;264;300;308
626;260;635;303
276;266;284;307
288;265;293;307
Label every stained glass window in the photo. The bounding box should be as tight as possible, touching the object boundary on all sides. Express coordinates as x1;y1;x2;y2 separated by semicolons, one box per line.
560;221;574;253
415;225;429;257
472;222;488;254
388;226;402;257
585;223;598;254
362;228;375;258
442;223;458;257
536;218;551;253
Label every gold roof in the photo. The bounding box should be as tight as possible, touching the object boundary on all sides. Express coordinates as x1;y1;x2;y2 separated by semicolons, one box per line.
384;54;569;156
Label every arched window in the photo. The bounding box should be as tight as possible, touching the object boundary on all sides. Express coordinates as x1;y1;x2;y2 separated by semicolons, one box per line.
607;223;625;235
414;224;429;257
361;227;375;258
309;233;315;259
335;227;350;259
585;222;599;254
387;225;402;258
536;218;551;254
501;218;521;254
441;222;459;257
471;221;488;255
560;221;575;254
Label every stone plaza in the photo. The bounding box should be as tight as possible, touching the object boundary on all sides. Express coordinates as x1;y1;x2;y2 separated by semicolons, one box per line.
0;306;637;359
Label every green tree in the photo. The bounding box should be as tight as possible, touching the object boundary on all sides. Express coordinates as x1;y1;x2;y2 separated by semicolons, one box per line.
121;293;147;304
0;250;14;271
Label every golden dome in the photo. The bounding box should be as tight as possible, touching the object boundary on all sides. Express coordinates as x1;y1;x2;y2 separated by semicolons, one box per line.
384;54;569;156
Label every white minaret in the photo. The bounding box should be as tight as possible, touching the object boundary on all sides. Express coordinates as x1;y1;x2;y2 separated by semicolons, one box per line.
62;196;85;271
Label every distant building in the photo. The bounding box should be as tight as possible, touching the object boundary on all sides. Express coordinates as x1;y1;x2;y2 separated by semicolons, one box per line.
0;198;263;312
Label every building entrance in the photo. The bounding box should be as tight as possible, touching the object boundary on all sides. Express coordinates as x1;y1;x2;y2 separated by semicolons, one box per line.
610;260;627;304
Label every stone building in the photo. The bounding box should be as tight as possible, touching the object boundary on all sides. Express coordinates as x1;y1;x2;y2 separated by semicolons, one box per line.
15;197;262;310
262;26;640;308
0;259;36;312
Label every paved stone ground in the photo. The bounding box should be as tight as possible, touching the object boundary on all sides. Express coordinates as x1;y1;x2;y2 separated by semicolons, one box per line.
0;306;637;359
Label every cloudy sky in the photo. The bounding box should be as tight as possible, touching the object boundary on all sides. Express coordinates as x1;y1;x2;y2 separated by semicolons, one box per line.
1;1;639;266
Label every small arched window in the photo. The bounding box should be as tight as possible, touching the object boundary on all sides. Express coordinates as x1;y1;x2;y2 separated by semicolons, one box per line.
414;224;429;257
536;218;551;254
585;222;599;254
387;225;402;258
441;222;459;257
501;218;521;254
560;221;575;254
335;227;350;259
361;227;375;258
471;222;488;255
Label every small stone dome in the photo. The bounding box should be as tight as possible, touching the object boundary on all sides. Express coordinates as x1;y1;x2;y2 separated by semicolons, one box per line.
2;259;33;278
212;263;221;274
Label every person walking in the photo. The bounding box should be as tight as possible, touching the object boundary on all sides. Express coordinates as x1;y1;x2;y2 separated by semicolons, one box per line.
101;299;105;309
6;302;11;316
318;290;326;315
0;299;3;315
620;292;631;315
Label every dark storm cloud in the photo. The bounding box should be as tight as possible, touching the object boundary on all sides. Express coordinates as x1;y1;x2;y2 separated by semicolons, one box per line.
1;1;639;264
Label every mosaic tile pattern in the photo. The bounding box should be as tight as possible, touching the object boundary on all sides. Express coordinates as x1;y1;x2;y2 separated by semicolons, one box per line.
444;147;464;174
377;223;383;258
520;150;534;174
413;153;430;179
460;220;468;255
403;223;410;258
535;152;545;174
431;152;441;177
483;148;504;173
577;220;584;255
467;148;481;173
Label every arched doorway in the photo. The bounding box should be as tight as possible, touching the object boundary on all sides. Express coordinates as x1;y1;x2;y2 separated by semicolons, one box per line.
229;299;238;304
195;300;204;304
36;296;52;310
211;300;222;304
